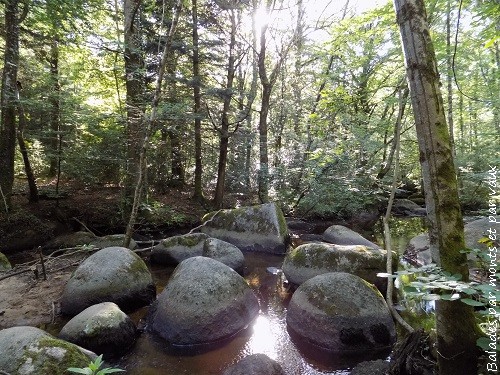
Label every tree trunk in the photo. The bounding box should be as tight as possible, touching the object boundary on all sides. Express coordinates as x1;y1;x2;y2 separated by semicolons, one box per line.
15;84;38;203
192;0;204;201
48;38;61;177
394;1;480;374
0;0;22;211
123;0;145;217
213;9;237;208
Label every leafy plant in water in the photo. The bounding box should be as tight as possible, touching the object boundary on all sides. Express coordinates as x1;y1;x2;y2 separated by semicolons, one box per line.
67;355;125;375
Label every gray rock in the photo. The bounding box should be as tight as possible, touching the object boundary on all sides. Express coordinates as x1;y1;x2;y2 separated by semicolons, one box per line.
148;256;259;346
222;353;285;375
60;246;156;316
0;252;11;271
203;238;245;273
91;234;137;250
350;359;390;375
404;216;500;266
58;302;137;357
199;203;289;254
0;326;96;374
286;272;396;352
282;242;396;292
391;199;426;217
150;233;209;265
44;231;137;250
322;225;380;248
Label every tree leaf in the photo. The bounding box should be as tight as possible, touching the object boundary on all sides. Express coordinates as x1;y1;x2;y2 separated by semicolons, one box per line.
460;298;485;307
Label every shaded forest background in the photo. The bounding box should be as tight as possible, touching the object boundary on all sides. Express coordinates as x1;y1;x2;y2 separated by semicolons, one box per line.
0;0;498;236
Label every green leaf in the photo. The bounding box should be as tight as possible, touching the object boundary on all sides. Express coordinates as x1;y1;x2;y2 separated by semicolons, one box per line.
461;298;486;307
67;369;92;375
96;369;125;375
477;337;491;351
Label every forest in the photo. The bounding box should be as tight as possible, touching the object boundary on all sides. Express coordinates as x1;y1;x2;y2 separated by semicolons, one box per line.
0;0;499;374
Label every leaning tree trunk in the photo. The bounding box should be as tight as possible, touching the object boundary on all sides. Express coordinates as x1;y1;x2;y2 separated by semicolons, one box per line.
394;1;480;374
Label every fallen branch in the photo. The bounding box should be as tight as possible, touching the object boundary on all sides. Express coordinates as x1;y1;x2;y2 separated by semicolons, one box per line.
0;268;32;282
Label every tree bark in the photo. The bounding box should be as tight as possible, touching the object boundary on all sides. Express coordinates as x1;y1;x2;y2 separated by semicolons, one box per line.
0;0;22;211
48;37;61;177
394;1;480;374
192;0;204;201
213;9;237;208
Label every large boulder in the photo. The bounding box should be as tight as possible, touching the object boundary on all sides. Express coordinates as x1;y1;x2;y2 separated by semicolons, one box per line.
391;199;426;217
60;246;156;316
222;353;285;375
404;216;500;266
286;272;396;352
150;233;209;265
148;256;259;346
322;225;380;248
0;252;11;271
58;302;137;358
0;326;96;374
282;242;395;292
198;203;289;254
203;238;245;273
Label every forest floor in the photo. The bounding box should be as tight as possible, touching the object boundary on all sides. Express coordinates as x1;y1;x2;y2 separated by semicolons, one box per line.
0;178;257;330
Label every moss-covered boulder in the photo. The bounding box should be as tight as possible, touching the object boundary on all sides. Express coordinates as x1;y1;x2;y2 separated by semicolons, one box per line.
0;326;96;374
203;238;245;273
58;302;137;358
150;233;209;265
322;225;380;248
199;203;289;254
286;272;396;352
60;246;156;316
0;252;11;271
282;242;396;293
222;353;285;375
148;256;259;346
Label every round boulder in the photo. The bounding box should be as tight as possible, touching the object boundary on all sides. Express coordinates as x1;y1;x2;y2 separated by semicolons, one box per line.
150;233;209;265
222;353;285;375
58;302;137;357
0;326;96;374
203;238;245;273
60;246;156;316
322;225;380;248
282;242;396;293
148;256;259;346
286;272;396;352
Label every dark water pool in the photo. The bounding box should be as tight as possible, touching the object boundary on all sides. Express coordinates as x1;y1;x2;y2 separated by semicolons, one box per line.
107;252;389;375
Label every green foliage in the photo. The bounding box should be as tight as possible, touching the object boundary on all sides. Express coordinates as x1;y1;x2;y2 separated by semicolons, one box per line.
67;354;124;375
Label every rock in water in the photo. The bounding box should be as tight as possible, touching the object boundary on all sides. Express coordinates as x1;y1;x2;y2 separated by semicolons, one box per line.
150;233;209;265
148;256;259;346
58;302;137;357
202;237;245;273
286;272;396;352
60;246;156;316
222;353;285;375
199;203;289;254
0;326;96;374
322;225;380;248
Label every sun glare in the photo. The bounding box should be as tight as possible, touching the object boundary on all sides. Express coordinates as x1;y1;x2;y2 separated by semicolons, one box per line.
253;5;272;32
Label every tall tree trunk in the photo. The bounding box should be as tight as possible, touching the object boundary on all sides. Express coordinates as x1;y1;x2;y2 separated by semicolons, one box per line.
123;0;145;217
192;0;204;201
214;9;237;208
15;84;38;203
394;1;480;374
0;0;22;212
445;0;456;164
48;38;61;177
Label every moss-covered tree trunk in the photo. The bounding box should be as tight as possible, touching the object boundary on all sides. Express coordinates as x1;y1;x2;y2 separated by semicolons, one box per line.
394;0;480;374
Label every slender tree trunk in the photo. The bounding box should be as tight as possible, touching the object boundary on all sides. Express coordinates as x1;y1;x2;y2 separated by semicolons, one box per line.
192;0;204;201
0;0;22;211
445;0;456;164
394;1;480;374
123;0;145;217
15;84;38;203
48;38;61;177
214;9;237;208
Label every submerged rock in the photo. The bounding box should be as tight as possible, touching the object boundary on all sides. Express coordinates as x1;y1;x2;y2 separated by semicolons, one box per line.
322;225;380;248
58;302;137;358
148;256;259;346
286;272;396;352
222;353;285;375
150;233;209;265
198;203;289;254
60;246;156;316
0;326;95;375
282;242;395;293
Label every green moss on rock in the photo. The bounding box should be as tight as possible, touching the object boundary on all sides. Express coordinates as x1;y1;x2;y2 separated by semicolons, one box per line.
0;252;11;271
